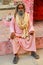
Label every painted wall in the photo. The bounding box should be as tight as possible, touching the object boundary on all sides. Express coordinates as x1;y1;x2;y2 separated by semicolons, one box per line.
33;0;43;20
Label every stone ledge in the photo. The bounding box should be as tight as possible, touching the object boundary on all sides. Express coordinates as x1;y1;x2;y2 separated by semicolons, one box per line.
0;5;16;10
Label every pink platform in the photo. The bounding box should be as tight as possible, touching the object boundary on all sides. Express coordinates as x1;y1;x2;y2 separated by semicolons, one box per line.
0;37;43;55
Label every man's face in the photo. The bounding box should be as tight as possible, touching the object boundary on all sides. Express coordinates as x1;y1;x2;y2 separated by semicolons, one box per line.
18;4;25;16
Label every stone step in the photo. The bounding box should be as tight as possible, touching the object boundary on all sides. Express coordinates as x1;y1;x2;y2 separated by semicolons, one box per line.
34;21;43;37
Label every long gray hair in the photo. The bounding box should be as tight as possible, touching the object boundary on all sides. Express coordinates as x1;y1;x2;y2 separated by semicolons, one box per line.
14;2;25;18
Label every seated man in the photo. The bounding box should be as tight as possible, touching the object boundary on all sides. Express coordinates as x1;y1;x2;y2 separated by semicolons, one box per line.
10;2;39;64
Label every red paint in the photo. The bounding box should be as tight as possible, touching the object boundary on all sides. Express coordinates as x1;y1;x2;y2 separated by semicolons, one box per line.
33;0;43;20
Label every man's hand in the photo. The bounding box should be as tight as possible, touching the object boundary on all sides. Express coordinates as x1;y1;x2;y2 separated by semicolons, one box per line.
10;32;15;39
29;31;34;35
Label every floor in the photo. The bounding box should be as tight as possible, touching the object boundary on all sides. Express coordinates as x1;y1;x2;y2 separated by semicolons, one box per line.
0;49;43;65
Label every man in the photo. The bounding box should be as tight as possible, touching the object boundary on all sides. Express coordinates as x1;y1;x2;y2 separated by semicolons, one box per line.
10;2;39;64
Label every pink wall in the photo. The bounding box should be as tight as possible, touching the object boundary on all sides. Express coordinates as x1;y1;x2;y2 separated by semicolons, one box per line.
23;0;34;23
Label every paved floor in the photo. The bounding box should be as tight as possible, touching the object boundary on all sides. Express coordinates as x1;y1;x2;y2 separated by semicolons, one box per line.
36;49;43;65
0;49;43;65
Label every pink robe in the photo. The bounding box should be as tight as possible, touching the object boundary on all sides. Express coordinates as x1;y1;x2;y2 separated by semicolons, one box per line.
10;15;36;55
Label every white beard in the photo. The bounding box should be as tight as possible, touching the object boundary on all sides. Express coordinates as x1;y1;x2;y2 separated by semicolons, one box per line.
16;12;30;38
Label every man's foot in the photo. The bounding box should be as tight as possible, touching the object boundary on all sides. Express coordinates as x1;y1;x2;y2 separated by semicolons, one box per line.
31;52;39;59
13;55;19;64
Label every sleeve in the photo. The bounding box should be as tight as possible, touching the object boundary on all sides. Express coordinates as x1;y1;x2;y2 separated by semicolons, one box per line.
29;22;34;33
28;13;34;33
